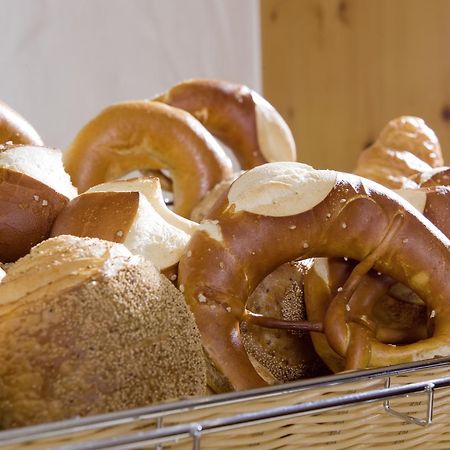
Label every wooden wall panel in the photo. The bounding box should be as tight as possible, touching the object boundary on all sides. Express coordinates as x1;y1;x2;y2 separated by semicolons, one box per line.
261;0;450;172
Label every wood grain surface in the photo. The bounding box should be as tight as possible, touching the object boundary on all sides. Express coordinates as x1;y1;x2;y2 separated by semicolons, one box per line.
261;0;450;171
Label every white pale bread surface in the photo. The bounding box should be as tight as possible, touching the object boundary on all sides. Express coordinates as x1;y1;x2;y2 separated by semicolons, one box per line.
253;92;297;163
88;178;199;269
0;267;5;283
394;189;427;213
0;145;77;199
228;162;337;217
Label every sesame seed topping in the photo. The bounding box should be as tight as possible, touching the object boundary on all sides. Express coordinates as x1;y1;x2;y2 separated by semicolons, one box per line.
430;310;436;318
289;225;297;230
402;238;409;244
42;200;48;207
197;293;207;303
345;304;351;311
116;230;124;237
337;287;343;292
187;250;192;257
342;223;347;229
303;242;309;249
326;213;331;218
340;199;347;203
170;274;177;281
226;306;232;312
343;257;348;261
179;284;185;293
219;261;224;269
33;195;40;201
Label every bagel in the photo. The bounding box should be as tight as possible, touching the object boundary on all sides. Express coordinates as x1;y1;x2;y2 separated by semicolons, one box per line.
63;101;233;217
0;235;206;428
0;100;43;146
0;144;76;262
178;162;450;390
155;79;297;169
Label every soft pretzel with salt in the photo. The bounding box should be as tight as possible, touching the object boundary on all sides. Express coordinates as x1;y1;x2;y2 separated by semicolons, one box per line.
178;162;450;390
0;100;43;146
154;79;297;169
64;101;233;217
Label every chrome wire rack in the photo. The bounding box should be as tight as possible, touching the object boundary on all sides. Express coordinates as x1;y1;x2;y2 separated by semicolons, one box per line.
2;357;450;450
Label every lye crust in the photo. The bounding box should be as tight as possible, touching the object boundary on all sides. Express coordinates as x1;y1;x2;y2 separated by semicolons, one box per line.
155;79;296;169
0;235;206;428
0;100;43;146
0;168;69;262
52;178;199;270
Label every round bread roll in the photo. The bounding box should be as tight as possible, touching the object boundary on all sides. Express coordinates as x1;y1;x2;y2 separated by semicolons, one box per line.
0;100;43;146
0;235;206;428
51;177;198;276
0;144;77;262
241;260;329;386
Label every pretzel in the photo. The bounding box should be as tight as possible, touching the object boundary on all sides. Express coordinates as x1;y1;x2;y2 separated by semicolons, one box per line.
64;101;233;217
178;162;450;390
416;166;450;187
154;79;297;169
0;100;43;146
354;116;443;189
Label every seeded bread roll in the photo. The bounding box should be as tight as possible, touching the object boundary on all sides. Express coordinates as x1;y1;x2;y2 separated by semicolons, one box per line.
241;260;329;386
0;235;206;428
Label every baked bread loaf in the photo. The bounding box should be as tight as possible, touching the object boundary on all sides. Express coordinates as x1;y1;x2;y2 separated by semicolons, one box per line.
0;100;43;146
0;144;77;262
0;235;206;428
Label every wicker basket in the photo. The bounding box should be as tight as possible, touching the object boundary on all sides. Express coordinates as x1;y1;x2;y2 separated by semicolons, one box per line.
2;358;450;450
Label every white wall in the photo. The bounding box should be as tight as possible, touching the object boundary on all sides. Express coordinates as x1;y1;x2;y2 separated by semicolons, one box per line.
1;0;261;149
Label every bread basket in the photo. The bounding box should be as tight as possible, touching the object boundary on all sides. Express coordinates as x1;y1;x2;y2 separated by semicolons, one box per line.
2;356;450;449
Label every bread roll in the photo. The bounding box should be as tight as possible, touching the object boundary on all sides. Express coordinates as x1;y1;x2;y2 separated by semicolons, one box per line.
0;235;206;428
51;177;198;272
0;144;77;262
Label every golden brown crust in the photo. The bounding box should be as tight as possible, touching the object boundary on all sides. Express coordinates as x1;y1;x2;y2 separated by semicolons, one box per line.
354;116;443;189
178;165;450;389
51;191;140;243
0;168;69;262
64;101;233;217
155;79;296;169
0;236;206;428
0;100;43;146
